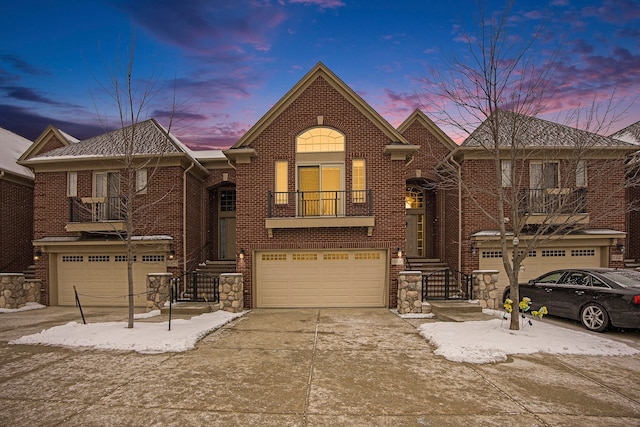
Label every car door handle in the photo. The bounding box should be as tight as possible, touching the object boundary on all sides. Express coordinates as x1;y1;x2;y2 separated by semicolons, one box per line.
575;291;584;295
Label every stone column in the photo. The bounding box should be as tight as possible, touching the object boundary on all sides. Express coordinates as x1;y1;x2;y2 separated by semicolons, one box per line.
146;273;172;311
472;270;500;309
397;271;423;314
219;273;243;313
0;274;41;309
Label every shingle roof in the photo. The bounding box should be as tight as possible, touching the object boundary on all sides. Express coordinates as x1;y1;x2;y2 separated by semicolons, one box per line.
462;110;635;148
33;119;188;159
0;127;34;179
610;120;640;145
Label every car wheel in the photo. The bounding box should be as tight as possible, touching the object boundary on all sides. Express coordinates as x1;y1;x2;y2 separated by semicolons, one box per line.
580;303;609;332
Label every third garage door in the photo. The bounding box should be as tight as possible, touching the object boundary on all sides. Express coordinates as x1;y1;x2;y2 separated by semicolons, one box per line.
255;250;387;308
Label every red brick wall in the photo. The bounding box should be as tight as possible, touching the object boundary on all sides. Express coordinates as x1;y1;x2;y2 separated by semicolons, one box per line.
235;75;405;308
0;179;34;273
32;165;194;303
627;184;640;262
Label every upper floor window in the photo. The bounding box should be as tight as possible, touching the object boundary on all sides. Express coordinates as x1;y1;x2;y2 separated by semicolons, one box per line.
576;160;587;187
352;159;366;203
275;160;288;204
501;160;512;187
296;127;345;153
67;171;77;197
94;172;120;198
136;169;147;194
530;162;559;189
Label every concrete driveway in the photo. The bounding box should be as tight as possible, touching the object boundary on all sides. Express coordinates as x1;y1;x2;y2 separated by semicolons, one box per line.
0;307;639;426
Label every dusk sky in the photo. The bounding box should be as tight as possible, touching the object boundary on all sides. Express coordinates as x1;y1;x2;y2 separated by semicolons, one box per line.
1;0;639;149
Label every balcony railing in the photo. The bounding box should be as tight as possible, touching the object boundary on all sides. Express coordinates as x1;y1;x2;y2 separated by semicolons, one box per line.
519;188;587;215
268;190;372;218
69;196;127;223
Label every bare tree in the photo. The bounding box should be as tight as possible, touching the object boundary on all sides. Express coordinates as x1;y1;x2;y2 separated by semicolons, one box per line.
426;1;635;330
89;38;178;328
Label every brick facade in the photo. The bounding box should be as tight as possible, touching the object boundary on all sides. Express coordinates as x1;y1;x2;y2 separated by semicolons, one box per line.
0;178;33;273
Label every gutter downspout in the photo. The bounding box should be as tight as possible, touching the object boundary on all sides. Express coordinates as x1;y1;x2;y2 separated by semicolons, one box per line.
183;162;195;272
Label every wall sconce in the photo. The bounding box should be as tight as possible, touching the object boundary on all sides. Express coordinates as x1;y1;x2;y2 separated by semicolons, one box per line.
470;243;477;255
239;249;246;259
396;247;402;258
168;247;176;260
34;249;42;261
617;244;625;254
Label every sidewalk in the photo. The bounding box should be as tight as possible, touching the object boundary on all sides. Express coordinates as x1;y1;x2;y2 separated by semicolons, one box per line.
0;307;639;426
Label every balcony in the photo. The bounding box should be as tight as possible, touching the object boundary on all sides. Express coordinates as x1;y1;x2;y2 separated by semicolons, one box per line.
265;190;375;237
66;197;127;232
519;188;589;225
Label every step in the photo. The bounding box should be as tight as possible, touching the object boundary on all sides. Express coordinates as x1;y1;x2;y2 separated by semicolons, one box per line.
160;302;218;315
428;300;483;314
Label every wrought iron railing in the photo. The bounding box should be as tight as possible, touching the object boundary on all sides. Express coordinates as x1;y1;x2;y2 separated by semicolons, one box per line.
422;269;472;300
69;196;127;222
519;187;587;215
268;189;372;218
173;271;220;302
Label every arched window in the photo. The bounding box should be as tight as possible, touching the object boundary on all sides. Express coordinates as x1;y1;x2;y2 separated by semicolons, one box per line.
296;127;345;153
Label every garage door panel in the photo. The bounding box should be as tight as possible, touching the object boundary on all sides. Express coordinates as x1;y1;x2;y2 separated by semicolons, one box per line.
58;254;165;307
256;250;386;308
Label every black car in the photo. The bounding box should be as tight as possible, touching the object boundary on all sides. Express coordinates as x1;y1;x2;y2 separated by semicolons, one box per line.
503;268;640;332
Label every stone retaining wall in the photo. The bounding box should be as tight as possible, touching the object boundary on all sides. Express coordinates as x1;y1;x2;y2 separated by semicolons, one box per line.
0;274;42;309
397;271;422;314
146;273;172;311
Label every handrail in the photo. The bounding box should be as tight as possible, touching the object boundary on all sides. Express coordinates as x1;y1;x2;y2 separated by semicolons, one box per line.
267;189;373;218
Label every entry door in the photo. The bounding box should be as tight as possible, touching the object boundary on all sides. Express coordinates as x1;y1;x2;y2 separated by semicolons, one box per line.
406;214;423;258
218;188;236;260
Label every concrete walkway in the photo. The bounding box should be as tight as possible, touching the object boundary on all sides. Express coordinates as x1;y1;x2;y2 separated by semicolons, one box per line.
0;307;639;426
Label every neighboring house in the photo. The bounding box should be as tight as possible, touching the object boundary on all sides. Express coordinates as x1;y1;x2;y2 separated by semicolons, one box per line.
610;120;640;265
16;63;639;308
18;121;209;306
450;111;637;289
0;127;35;273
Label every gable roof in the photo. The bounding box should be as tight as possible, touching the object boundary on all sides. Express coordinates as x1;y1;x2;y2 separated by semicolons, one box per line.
610;120;640;145
397;109;458;151
0;127;34;180
462;110;635;149
230;62;410;148
18;125;79;163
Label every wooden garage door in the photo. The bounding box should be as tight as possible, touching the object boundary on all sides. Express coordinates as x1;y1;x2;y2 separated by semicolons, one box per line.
480;247;602;287
58;253;166;307
256;250;387;308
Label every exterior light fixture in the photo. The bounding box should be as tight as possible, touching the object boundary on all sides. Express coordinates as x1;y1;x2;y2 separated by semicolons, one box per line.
239;249;246;259
396;247;402;258
617;244;625;254
168;247;176;260
470;243;476;255
34;249;42;261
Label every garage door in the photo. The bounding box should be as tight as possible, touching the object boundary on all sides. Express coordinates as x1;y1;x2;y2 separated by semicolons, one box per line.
480;247;602;287
58;253;166;307
256;250;387;308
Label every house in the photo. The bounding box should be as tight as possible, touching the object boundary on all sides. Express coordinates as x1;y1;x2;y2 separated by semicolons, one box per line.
18;121;209;306
0;127;35;273
450;111;637;289
610;120;640;266
17;63;638;309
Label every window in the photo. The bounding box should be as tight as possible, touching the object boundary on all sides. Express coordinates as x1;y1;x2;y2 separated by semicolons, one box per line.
296;127;345;152
219;190;236;212
136;169;147;194
67;172;77;197
352;159;365;203
275;160;288;204
295;127;345;217
576;160;587;187
530;162;559;189
501;160;512;187
93;172;121;220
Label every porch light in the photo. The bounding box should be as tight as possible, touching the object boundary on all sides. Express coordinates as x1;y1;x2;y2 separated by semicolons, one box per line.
239;249;246;259
617;244;625;254
168;247;176;260
397;247;402;258
470;243;477;255
34;249;42;261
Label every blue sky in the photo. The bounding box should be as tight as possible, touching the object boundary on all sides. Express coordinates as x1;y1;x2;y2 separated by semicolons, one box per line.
1;0;639;149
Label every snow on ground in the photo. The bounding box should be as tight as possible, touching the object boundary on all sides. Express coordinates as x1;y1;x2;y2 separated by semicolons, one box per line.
6;305;639;363
0;302;46;313
9;310;247;354
416;308;639;363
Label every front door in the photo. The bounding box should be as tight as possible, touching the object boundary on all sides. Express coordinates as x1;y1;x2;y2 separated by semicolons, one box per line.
406;214;423;258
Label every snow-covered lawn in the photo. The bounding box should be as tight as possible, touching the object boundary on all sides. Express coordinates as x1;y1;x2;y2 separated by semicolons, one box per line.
0;302;46;313
9;310;247;354
416;308;639;363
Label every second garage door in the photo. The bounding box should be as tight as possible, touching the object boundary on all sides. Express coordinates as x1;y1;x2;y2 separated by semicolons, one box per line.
255;250;387;308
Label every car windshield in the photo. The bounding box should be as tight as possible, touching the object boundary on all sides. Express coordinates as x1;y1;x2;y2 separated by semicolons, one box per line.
600;270;640;288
